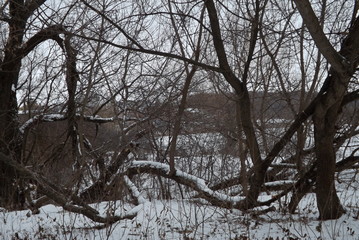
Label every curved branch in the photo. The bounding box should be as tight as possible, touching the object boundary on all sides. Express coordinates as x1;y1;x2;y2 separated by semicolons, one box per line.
21;25;67;56
80;130;148;201
19;114;67;134
125;161;244;209
293;0;349;74
124;176;148;205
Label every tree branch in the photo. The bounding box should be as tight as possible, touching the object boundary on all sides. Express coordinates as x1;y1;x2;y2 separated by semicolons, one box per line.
258;153;359;210
71;32;223;73
293;0;349;74
20;25;67;56
24;0;47;17
0;152;139;224
204;0;244;92
124;176;148;205
125;161;244;209
79;0;144;50
19;113;115;134
80;130;148;202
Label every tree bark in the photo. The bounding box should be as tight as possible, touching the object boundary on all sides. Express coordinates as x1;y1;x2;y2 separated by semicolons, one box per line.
293;0;359;219
0;1;68;208
64;36;81;168
204;0;264;208
312;74;346;219
0;0;28;208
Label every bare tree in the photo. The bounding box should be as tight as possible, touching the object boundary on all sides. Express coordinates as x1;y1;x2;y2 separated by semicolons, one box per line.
0;0;69;208
293;0;359;219
1;0;359;224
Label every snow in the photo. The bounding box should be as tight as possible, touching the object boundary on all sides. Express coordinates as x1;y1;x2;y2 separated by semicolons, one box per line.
4;124;359;239
1;195;359;240
1;160;359;239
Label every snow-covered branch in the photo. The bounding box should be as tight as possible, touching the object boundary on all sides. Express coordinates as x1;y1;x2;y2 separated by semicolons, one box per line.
19;114;67;134
19;114;115;134
125;160;244;209
19;113;152;135
123;176;148;205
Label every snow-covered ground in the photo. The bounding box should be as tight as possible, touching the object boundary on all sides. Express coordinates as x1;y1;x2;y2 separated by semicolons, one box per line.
2;172;359;240
1;130;358;239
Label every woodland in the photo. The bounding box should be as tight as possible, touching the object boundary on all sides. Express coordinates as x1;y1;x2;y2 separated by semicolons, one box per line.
0;0;359;239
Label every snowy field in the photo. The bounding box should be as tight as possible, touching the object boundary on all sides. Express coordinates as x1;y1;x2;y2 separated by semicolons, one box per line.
1;170;359;240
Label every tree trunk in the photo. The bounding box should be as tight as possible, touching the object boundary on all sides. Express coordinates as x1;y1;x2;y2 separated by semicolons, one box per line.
292;1;359;219
0;0;55;208
313;99;345;219
235;101;249;196
0;2;27;208
0;78;22;208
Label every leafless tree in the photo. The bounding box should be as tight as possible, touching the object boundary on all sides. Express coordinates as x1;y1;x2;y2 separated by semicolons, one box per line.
1;0;359;224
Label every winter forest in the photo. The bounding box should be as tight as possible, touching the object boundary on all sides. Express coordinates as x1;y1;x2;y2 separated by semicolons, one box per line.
0;0;359;239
